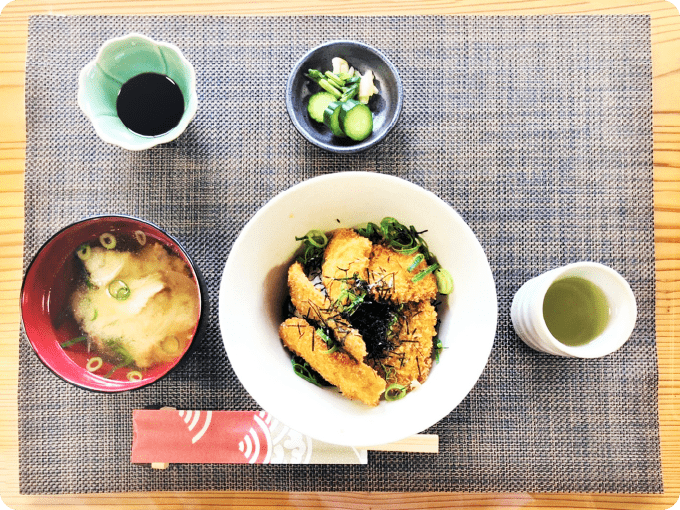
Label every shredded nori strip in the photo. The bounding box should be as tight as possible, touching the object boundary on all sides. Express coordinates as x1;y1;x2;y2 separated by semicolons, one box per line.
347;296;398;360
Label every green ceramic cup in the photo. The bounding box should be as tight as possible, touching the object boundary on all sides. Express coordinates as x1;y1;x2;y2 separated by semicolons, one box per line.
78;33;198;150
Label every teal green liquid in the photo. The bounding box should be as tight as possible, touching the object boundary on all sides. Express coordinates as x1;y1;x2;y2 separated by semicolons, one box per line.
542;276;610;346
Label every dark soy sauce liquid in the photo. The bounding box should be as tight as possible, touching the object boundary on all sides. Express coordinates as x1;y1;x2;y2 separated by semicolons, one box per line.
116;72;185;137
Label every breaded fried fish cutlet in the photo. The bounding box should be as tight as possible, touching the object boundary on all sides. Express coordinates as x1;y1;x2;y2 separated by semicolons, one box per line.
368;244;438;304
282;217;449;406
322;228;372;306
279;317;386;406
288;262;367;361
369;300;438;388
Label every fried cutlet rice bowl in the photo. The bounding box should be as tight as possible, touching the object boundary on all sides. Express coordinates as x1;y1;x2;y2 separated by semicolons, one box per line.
219;172;497;447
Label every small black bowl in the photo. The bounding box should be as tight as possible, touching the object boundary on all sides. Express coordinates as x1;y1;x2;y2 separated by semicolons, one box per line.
285;40;403;154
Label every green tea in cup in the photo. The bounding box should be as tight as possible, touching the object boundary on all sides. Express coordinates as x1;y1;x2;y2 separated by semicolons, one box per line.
512;262;636;358
542;276;610;346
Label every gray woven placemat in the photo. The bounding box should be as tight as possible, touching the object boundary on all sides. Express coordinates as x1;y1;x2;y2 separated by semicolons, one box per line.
20;15;660;494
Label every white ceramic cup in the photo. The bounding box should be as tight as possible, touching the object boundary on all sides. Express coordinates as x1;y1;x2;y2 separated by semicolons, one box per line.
510;262;637;358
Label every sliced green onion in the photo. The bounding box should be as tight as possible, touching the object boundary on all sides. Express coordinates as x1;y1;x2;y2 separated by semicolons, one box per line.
379;217;399;236
335;286;366;315
76;244;91;261
385;383;407;401
435;268;454;294
381;363;395;383
316;328;337;354
127;370;143;381
104;361;133;379
380;217;412;247
91;309;98;321
103;339;134;379
86;357;103;372
99;233;116;250
60;335;87;348
292;356;326;387
356;222;380;239
294;229;329;270
108;280;131;300
321;344;337;354
380;217;421;254
134;230;147;246
434;337;444;363
301;229;328;248
407;253;424;272
412;263;440;283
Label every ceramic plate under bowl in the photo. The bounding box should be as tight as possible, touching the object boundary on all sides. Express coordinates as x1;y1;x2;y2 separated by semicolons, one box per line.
219;172;497;447
21;215;207;392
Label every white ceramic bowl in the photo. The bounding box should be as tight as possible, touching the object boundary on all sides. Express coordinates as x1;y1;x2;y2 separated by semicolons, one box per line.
219;172;497;447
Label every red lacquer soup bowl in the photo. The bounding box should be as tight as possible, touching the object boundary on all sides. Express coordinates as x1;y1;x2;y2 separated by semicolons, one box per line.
21;215;207;392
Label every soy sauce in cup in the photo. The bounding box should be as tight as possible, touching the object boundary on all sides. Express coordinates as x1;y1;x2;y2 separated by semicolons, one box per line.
116;72;185;137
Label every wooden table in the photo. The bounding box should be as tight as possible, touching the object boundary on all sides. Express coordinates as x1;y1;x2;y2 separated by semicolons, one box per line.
1;1;678;508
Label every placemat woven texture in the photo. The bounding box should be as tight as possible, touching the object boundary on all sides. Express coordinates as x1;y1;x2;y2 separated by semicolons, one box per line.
20;15;659;494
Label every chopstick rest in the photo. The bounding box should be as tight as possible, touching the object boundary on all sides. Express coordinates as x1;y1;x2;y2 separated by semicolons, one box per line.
132;409;438;467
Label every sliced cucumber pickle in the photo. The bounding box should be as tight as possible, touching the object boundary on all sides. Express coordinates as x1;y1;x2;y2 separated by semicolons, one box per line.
307;91;336;123
323;101;347;138
338;99;373;142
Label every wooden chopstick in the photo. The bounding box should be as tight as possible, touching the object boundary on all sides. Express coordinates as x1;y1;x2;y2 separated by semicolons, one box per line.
364;434;439;454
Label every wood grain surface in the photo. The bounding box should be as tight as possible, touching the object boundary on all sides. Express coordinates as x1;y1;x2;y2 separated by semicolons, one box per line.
1;1;678;509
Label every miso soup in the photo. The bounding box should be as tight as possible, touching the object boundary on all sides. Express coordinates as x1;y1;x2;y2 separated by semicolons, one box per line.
62;230;200;380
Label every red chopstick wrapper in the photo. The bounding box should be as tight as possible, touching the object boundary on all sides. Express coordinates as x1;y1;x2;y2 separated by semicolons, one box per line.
132;409;367;465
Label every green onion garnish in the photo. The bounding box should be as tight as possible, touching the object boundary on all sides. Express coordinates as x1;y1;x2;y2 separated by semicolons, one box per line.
412;263;440;283
127;370;143;381
384;383;407;401
358;218;436;262
356;222;380;239
381;363;395;383
434;337;444;363
76;244;91;261
60;335;87;348
86;357;103;372
134;230;147;246
335;285;366;316
299;229;328;248
316;328;337;354
291;355;327;387
380;217;419;253
103;339;135;378
435;268;454;294
108;280;131;300
295;229;329;270
99;233;116;250
407;253;424;272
